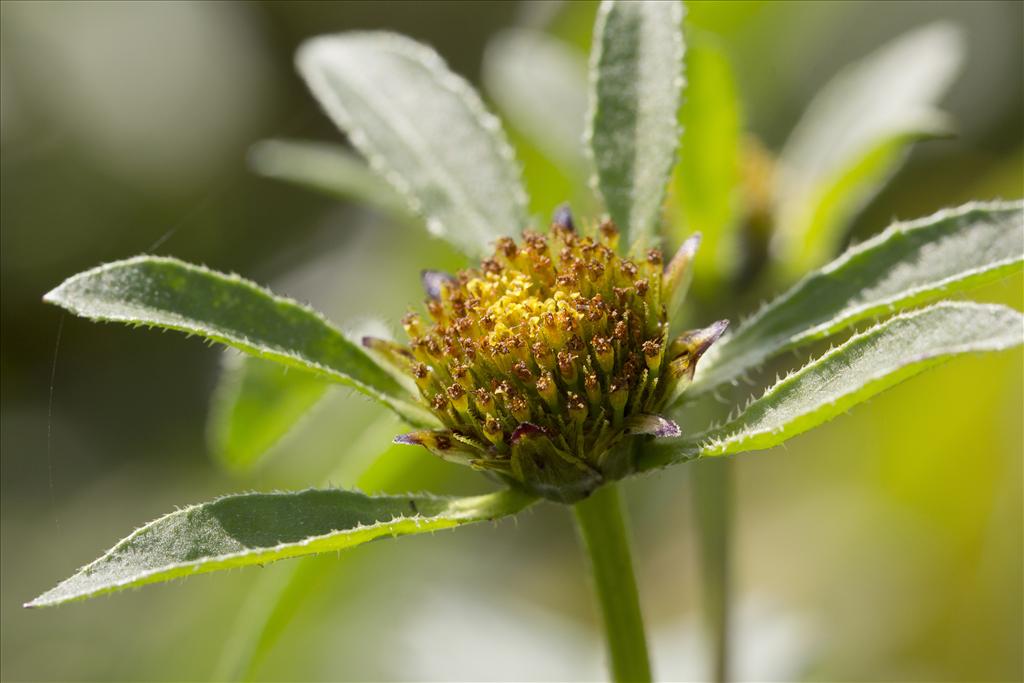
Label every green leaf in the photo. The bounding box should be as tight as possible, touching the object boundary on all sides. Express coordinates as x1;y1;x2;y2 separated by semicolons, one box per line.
773;22;964;275
297;32;529;259
587;0;685;250
483;28;588;172
214;414;408;680
692;201;1024;395
646;302;1024;468
207;355;329;473
26;487;537;607
248;139;415;223
44;256;437;427
670;32;742;285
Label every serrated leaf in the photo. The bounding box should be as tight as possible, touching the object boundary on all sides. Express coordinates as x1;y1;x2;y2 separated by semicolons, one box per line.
773;22;964;274
645;302;1024;469
670;32;742;285
207;355;330;473
248;139;415;223
26;487;537;607
483;28;588;172
297;32;529;259
692;201;1024;395
587;0;685;250
44;256;437;427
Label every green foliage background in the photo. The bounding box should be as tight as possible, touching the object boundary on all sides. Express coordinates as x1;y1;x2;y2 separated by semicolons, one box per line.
1;1;1021;680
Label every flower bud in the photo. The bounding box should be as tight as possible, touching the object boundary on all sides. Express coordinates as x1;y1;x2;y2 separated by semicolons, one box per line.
557;350;579;385
468;387;489;411
592;336;615;376
536;371;559;412
642;338;664;374
446;383;469;415
584;371;602;412
483;414;504;446
567;392;588;425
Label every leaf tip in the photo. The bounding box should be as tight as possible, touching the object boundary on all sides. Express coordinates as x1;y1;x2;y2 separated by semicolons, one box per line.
42;277;73;308
23;588;56;609
41;289;60;307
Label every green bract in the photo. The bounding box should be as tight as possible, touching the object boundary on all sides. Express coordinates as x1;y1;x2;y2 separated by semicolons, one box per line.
30;2;1024;682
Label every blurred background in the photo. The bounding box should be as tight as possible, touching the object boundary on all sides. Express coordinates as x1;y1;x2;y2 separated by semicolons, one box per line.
1;1;1021;681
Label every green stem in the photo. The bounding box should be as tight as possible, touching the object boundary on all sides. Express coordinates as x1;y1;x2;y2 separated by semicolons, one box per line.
692;458;733;683
573;483;652;683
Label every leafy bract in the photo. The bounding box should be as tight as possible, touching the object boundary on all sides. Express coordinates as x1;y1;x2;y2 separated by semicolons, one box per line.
297;32;528;260
646;302;1023;469
248;139;414;223
692;201;1024;395
207;355;329;473
670;32;742;286
483;28;588;172
587;0;685;250
44;256;437;427
26;487;537;607
773;22;964;275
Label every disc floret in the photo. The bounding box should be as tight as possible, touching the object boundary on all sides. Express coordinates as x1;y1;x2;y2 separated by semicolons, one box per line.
378;214;725;502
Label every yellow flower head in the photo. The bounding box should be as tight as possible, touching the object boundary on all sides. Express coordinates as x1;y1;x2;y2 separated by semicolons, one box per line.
373;212;725;502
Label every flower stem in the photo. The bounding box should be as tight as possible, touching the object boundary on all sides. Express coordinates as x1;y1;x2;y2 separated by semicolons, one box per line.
692;458;733;683
574;483;652;683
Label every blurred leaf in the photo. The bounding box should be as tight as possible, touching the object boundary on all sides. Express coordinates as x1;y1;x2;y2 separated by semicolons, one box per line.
669;31;743;285
297;32;529;260
692;201;1024;395
483;28;588;173
207;355;329;473
507;125;589;221
248;139;415;223
646;302;1024;467
44;256;437;427
26;487;538;607
685;0;768;34
217;552;329;682
587;0;685;250
773;22;964;275
215;414;410;681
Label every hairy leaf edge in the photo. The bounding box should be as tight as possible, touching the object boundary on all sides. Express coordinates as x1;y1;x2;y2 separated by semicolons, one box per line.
43;255;438;428
692;200;1024;394
26;487;537;608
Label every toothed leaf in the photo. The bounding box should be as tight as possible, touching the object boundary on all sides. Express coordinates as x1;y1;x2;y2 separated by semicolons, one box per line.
645;302;1024;468
587;0;685;250
693;201;1024;395
27;487;537;607
297;32;529;259
44;256;437;427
